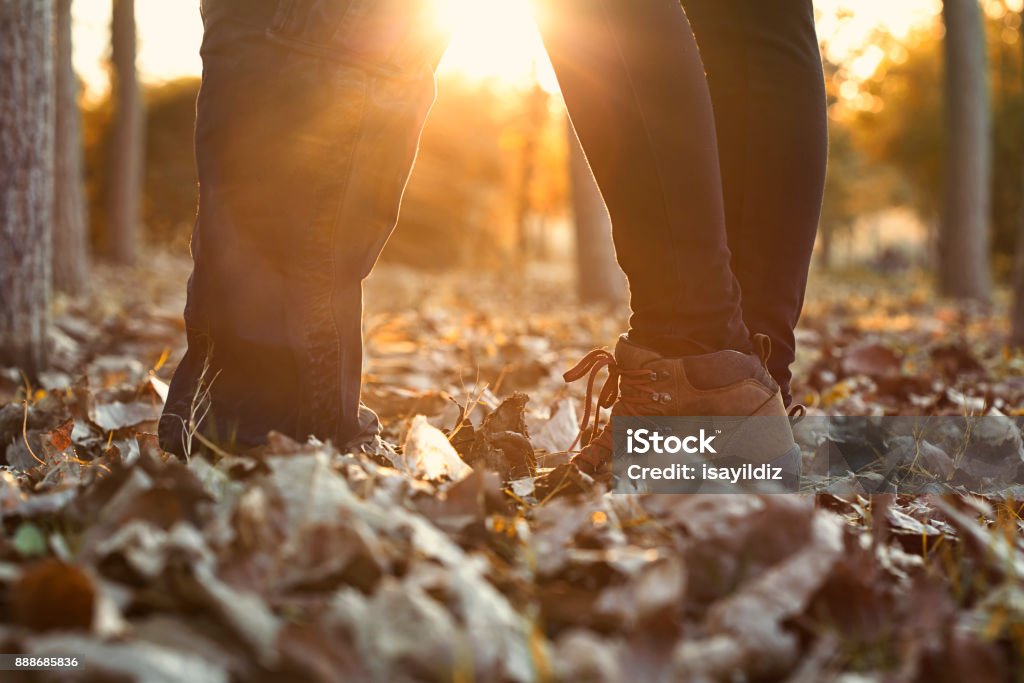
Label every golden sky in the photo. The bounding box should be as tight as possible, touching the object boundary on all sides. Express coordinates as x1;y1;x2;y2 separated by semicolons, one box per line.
72;0;982;98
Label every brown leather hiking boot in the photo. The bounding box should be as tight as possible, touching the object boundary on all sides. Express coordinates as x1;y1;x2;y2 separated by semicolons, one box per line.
564;333;797;478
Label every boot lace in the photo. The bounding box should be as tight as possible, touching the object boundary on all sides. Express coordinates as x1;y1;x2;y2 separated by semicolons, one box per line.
562;349;663;451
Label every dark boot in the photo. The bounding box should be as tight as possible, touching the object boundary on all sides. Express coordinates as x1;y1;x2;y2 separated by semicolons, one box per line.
564;333;797;477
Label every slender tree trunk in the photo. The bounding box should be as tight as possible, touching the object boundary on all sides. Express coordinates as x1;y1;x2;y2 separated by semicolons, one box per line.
568;118;627;306
53;0;89;291
0;0;55;376
108;0;143;264
1010;8;1024;348
939;0;992;302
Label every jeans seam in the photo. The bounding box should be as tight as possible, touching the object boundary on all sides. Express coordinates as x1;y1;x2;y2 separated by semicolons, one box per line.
734;6;754;335
290;66;370;440
324;78;373;438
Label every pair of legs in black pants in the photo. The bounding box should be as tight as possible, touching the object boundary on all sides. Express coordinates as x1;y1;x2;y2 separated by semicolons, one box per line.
159;0;826;457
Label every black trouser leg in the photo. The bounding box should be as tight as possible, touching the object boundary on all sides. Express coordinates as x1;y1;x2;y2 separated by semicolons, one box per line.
159;0;446;456
681;0;827;404
535;0;753;358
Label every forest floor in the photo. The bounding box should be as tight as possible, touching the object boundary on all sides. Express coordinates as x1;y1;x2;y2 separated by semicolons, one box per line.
0;254;1023;682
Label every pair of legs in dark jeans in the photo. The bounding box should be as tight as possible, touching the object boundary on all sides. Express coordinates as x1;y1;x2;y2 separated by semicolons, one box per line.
159;0;826;457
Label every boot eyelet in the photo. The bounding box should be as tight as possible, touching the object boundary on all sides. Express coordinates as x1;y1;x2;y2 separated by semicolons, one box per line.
648;372;658;382
659;371;670;379
662;393;673;402
651;393;662;403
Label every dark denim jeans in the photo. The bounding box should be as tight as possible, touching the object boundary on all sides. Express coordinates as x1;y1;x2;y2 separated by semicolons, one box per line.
160;0;825;457
684;0;827;402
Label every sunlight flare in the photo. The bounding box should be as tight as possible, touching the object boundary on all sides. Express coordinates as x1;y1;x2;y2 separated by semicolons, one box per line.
432;0;558;91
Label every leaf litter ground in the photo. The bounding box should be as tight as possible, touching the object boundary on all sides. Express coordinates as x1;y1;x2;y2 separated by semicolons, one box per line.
0;257;1022;682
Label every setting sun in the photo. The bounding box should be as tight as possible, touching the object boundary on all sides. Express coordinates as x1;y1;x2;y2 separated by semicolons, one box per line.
433;0;558;90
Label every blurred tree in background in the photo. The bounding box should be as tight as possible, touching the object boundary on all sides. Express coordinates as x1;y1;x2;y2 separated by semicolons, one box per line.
833;1;1024;282
939;0;992;301
142;79;200;248
53;0;89;293
107;0;143;265
84;78;197;252
1009;2;1024;347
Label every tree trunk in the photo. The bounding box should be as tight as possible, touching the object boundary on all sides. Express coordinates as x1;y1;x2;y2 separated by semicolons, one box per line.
0;0;55;376
568;118;627;306
108;0;143;265
53;0;89;291
938;0;992;301
1010;8;1024;348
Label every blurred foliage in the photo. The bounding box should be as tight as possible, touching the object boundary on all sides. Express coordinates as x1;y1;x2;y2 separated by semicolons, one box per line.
819;105;910;266
144;79;202;248
386;78;567;268
847;26;945;222
82;75;569;268
83;78;199;254
81;89;112;254
827;3;1024;277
